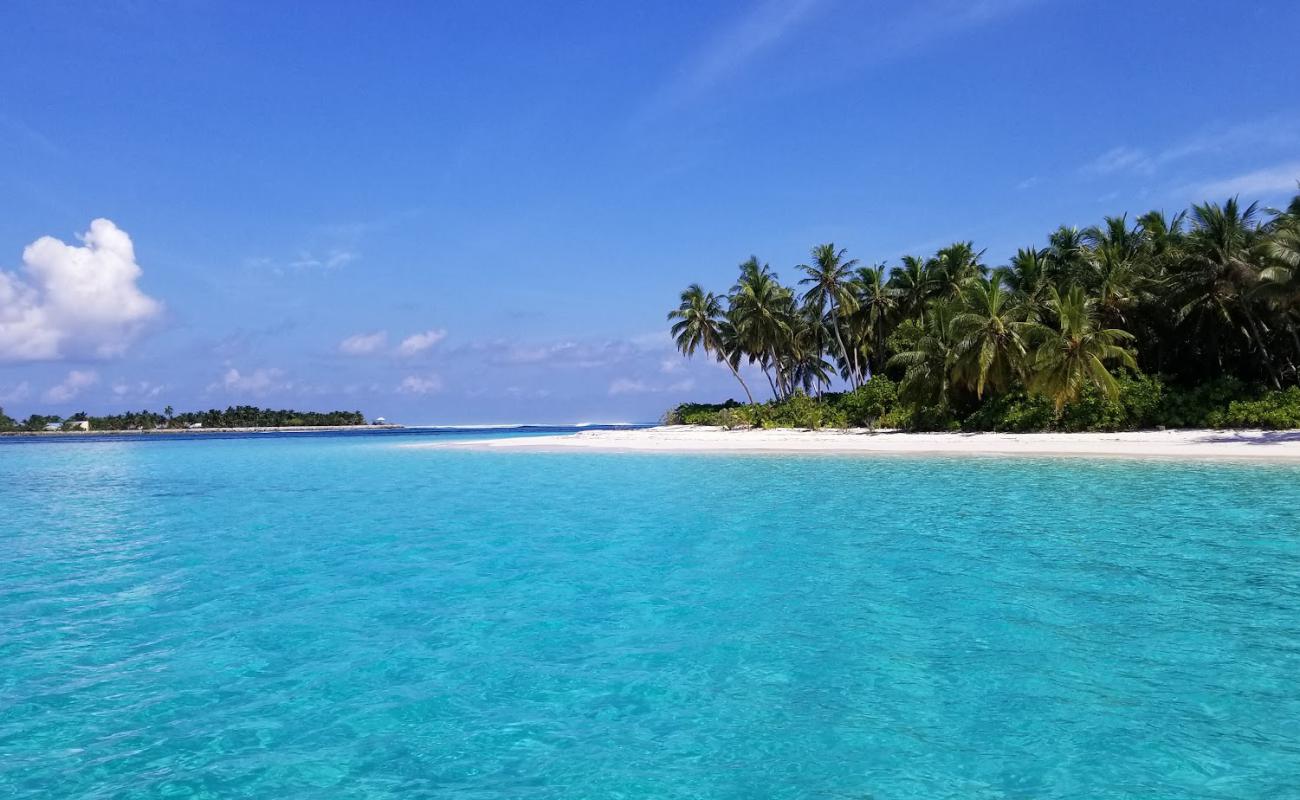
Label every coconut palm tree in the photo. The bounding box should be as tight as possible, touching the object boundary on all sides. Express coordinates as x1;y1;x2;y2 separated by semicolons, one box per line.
730;257;796;399
887;300;964;412
1027;286;1136;411
995;247;1051;321
799;244;862;388
930;242;986;299
954;275;1029;398
850;264;898;377
1045;226;1092;287
668;284;754;404
889;255;936;324
1171;197;1277;385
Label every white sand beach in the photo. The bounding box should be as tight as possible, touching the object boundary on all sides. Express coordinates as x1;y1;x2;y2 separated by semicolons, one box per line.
419;426;1300;460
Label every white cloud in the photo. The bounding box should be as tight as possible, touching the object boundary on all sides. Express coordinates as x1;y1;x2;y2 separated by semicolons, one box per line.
1082;146;1153;176
211;367;287;395
1190;161;1300;200
0;219;163;362
111;380;165;400
397;328;447;356
339;330;388;356
44;369;98;403
397;374;443;395
0;380;30;403
609;377;695;396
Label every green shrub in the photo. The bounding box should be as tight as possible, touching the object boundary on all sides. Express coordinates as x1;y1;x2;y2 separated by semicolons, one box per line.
834;377;898;427
1207;386;1300;429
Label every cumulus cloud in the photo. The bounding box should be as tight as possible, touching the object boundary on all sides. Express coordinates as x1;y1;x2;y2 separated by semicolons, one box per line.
0;219;163;362
339;330;388;356
44;369;99;403
398;328;447;356
211;367;287;395
397;374;443;395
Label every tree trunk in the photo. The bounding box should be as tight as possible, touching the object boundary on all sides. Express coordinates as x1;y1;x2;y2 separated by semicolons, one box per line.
724;360;755;405
829;307;859;389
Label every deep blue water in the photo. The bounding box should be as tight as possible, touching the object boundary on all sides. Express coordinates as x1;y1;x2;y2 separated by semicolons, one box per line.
2;428;1299;798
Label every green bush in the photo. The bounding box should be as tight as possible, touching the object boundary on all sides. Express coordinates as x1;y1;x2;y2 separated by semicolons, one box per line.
1207;386;1300;429
833;377;898;427
662;372;1300;432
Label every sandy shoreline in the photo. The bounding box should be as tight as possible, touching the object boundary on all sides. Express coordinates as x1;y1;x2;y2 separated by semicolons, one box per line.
413;425;1300;460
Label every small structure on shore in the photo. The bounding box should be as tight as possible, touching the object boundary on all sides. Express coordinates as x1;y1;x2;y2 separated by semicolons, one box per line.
66;420;90;431
187;422;203;429
43;422;62;432
372;417;386;425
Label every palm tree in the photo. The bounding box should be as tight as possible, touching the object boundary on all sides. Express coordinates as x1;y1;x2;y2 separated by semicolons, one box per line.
1171;197;1277;384
668;284;754;404
890;255;936;324
930;242;986;299
887;300;964;412
995;247;1051;320
850;264;898;377
1046;226;1092;287
1027;286;1136;411
954;275;1029;398
799;244;862;388
730;257;796;399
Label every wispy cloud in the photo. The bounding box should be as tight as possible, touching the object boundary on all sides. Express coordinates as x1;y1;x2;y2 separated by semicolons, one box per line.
397;374;443;395
608;377;695;396
1189;161;1300;201
397;329;447;357
1082;146;1154;177
339;330;389;356
637;0;1045;124
1081;115;1300;180
643;0;822;117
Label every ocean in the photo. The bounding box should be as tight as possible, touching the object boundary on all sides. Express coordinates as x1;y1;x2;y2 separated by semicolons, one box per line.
3;427;1298;798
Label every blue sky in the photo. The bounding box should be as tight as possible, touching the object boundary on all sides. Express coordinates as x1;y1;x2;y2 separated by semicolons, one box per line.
2;0;1298;423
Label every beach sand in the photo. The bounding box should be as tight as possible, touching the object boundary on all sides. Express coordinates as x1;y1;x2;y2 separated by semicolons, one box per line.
415;425;1300;460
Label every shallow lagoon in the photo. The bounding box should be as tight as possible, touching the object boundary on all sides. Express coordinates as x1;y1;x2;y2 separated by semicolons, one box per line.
3;430;1299;798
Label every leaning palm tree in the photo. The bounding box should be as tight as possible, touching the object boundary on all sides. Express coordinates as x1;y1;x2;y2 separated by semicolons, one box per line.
799;244;862;388
1026;286;1137;411
668;283;754;404
954;275;1029;398
730;257;796;399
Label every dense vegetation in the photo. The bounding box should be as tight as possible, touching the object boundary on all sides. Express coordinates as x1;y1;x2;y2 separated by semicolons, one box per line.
668;193;1300;430
0;405;367;432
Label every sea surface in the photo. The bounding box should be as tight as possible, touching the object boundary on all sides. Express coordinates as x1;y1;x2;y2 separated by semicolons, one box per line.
2;427;1299;799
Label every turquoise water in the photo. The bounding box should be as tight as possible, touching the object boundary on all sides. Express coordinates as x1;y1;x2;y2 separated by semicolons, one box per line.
3;430;1299;798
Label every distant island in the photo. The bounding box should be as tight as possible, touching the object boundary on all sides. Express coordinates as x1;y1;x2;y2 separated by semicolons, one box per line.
666;193;1300;432
0;405;391;434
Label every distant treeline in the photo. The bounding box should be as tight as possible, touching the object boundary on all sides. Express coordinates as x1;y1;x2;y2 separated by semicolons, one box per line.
0;405;367;432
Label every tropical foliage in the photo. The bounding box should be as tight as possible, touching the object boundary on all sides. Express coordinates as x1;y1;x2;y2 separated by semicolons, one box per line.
668;192;1300;430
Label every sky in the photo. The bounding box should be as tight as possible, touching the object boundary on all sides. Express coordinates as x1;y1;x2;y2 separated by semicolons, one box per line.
2;0;1299;424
